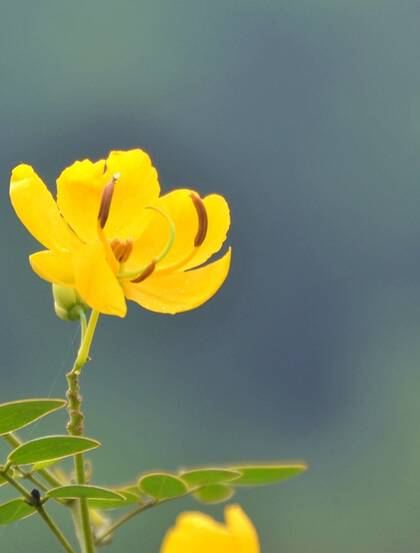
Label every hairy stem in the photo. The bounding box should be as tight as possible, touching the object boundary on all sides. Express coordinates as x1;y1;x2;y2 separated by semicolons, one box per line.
66;309;100;553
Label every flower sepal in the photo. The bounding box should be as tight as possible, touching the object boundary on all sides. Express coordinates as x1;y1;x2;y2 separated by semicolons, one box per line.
52;284;88;322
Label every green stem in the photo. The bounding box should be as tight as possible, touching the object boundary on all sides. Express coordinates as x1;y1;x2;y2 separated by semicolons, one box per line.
0;467;33;499
95;490;196;547
0;469;75;553
95;485;205;546
77;306;88;340
37;507;76;553
66;310;100;553
17;468;49;492
75;309;99;372
74;454;94;553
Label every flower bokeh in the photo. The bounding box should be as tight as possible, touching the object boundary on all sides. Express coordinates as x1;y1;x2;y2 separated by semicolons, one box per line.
160;505;260;553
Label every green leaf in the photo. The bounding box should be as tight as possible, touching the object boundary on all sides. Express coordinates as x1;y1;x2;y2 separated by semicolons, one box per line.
193;484;234;504
139;473;188;500
0;399;66;436
0;498;35;525
46;485;124;501
181;468;240;487
232;464;307;486
8;435;100;466
88;491;140;510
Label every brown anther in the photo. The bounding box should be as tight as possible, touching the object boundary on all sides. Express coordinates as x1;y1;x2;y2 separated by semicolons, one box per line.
111;239;133;263
98;173;119;228
190;192;208;247
131;259;156;283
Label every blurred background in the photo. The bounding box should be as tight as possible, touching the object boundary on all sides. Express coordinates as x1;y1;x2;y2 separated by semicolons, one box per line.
1;0;420;551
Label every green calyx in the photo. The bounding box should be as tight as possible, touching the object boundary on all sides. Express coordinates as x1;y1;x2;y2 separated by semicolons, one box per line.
52;285;88;322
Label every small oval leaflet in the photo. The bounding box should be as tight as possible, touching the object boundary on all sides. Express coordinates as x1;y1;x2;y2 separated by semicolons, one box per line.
231;464;307;486
139;473;188;500
180;468;241;487
193;484;234;504
46;485;124;501
0;498;35;525
0;399;66;436
8;435;101;466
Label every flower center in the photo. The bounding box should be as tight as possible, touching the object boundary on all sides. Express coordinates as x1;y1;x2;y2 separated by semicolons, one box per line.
110;239;133;263
97;180;208;284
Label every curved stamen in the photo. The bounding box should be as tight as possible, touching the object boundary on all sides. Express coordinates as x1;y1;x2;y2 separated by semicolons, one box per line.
131;259;157;283
154;192;208;275
190;192;208;247
118;205;176;281
96;173;121;274
98;173;120;229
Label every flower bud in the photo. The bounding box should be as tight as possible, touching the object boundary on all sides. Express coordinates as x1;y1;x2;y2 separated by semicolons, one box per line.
52;284;88;321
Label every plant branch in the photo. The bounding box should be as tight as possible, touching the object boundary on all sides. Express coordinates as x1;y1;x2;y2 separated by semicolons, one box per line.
0;468;75;553
95;501;157;545
17;468;49;492
95;491;197;546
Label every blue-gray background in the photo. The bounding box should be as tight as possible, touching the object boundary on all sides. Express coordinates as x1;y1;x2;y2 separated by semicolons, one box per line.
1;1;420;551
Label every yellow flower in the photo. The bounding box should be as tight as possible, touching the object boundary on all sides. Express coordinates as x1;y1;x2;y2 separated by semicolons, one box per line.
160;505;260;553
10;149;231;317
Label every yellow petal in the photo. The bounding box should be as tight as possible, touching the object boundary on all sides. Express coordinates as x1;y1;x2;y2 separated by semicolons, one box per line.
225;505;260;553
175;512;229;534
10;164;80;251
123;248;231;314
57;158;106;243
56;149;160;243
104;150;160;239
127;191;230;272
73;243;126;317
29;250;74;286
